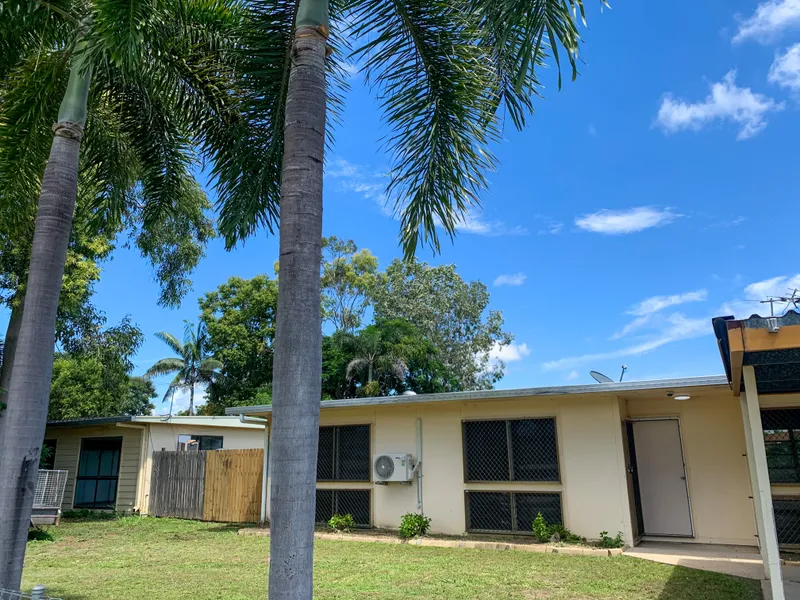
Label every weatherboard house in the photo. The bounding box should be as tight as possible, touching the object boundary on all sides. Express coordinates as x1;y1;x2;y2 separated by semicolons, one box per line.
229;311;800;600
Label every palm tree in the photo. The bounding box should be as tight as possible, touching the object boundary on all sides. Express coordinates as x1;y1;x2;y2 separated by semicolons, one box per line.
206;0;594;597
344;328;407;397
145;323;222;417
0;0;236;588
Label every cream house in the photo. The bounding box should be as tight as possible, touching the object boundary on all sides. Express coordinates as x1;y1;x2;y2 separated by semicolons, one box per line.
43;415;266;514
229;310;800;600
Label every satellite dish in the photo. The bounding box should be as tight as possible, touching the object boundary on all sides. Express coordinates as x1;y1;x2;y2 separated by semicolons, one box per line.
590;370;614;384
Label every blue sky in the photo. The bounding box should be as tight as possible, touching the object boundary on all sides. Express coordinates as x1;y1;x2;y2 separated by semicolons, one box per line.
5;0;800;413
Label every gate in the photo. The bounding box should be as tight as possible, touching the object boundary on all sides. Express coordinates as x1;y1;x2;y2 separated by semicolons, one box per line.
149;451;206;519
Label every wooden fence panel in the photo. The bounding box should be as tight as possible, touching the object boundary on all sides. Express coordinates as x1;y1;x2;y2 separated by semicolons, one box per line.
203;449;263;523
149;451;206;520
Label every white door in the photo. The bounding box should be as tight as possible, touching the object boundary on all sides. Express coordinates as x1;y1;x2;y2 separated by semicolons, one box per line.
632;419;693;537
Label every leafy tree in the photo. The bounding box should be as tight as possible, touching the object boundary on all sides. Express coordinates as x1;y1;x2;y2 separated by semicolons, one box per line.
199;275;279;415
205;0;589;592
321;237;380;332
374;259;512;391
145;323;223;416
0;0;234;584
322;319;456;399
47;317;154;420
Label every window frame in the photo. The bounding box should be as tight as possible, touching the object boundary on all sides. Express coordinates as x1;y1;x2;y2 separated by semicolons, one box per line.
762;408;800;485
315;489;372;527
461;417;561;484
317;424;372;483
464;490;564;535
74;437;123;510
40;438;58;470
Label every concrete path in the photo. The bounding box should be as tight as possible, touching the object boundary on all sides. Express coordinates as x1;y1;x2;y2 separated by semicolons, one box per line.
623;542;800;599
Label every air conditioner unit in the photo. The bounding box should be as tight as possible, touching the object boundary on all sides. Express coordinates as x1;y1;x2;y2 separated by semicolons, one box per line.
373;453;414;483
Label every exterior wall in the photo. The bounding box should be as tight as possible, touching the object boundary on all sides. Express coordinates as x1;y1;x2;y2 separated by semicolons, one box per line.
44;424;142;513
626;391;757;546
139;423;265;513
308;394;633;542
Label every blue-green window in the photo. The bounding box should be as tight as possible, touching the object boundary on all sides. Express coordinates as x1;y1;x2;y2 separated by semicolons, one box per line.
74;437;122;509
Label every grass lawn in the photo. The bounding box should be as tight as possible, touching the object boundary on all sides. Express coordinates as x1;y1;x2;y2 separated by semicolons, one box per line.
23;517;761;600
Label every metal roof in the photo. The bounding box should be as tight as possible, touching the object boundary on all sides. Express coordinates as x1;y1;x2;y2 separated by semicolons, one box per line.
225;375;729;416
714;310;800;395
132;415;265;429
46;416;132;428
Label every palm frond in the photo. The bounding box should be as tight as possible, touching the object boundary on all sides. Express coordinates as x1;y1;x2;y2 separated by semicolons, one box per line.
153;331;185;357
144;357;186;378
199;357;223;373
349;0;500;258
346;357;370;380
471;0;585;129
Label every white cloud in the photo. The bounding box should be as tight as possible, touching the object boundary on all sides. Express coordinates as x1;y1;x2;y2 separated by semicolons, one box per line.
533;215;564;235
326;158;391;214
543;313;709;371
489;342;531;363
655;71;783;140
706;216;747;229
566;370;579;381
627;290;708;317
161;386;209;414
769;44;800;91
733;0;800;43
494;273;527;287
721;274;800;317
455;211;529;237
611;290;707;339
575;207;680;235
340;62;362;81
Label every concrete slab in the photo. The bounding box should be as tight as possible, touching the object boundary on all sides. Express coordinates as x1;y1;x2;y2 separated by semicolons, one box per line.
624;542;765;580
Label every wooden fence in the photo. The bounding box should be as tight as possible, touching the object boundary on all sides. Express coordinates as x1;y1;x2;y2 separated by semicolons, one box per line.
149;449;263;523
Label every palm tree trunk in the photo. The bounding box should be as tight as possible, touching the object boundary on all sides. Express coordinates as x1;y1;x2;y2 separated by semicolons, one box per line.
0;297;24;408
189;383;195;416
269;3;328;597
0;49;90;590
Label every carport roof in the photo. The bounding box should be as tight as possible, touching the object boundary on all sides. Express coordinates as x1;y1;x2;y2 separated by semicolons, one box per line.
713;310;800;396
225;375;729;415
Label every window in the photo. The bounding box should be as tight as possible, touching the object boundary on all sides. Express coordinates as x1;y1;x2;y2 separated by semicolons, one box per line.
315;489;371;527
317;425;370;481
466;491;562;533
773;497;800;545
463;418;559;482
761;409;800;483
177;435;223;451
40;439;57;470
75;438;122;509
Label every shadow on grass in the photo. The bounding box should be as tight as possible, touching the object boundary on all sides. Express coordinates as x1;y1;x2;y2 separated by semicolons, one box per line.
656;563;762;600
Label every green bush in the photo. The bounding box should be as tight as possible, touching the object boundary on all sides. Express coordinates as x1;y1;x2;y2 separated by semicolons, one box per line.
27;527;55;542
62;509;118;521
532;512;583;544
328;513;356;532
532;512;550;542
398;513;431;538
598;531;625;548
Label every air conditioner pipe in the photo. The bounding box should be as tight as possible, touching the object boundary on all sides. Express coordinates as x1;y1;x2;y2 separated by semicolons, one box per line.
416;417;423;515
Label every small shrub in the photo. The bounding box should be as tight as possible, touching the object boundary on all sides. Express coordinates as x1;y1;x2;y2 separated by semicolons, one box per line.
532;513;583;544
598;531;625;549
328;513;356;532
399;513;431;539
27;527;55;542
62;509;117;521
532;512;550;542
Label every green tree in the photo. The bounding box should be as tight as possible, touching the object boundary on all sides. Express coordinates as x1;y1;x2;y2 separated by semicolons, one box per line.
322;319;454;399
145;323;223;417
0;0;233;584
321;237;380;332
374;259;512;391
199;275;279;414
206;0;590;593
48;317;154;420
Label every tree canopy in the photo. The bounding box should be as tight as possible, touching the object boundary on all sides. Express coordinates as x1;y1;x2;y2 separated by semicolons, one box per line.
320;236;380;333
199;275;279;414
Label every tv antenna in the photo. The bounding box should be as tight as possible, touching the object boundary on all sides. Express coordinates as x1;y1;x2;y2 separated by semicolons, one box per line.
590;365;628;384
761;289;799;316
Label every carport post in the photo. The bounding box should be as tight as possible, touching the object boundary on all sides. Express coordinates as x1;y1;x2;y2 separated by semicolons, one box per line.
742;365;784;600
